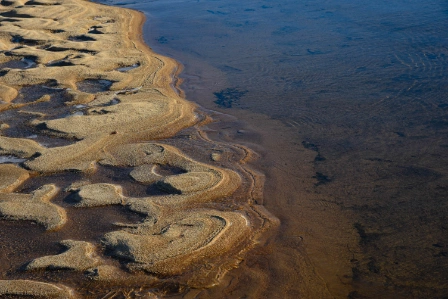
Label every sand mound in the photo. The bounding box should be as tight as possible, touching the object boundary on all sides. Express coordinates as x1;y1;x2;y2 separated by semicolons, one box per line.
70;183;123;207
0;136;45;158
157;171;218;194
24;136;112;173
103;210;252;277
0;164;29;193
0;84;18;103
26;240;100;271
129;164;163;184
101;142;241;207
32;93;196;141
0;280;75;298
67;142;242;221
0;184;66;230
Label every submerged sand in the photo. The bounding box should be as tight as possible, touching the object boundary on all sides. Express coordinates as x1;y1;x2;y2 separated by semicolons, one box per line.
0;0;277;297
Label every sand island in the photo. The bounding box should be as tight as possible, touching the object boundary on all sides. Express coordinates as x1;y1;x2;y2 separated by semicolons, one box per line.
0;0;277;297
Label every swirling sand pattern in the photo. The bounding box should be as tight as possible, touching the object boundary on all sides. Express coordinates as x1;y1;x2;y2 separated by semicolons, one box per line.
0;0;277;296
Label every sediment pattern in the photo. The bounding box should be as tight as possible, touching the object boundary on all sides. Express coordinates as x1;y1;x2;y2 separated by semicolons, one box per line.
0;183;66;230
0;0;276;296
0;280;76;298
25;240;101;271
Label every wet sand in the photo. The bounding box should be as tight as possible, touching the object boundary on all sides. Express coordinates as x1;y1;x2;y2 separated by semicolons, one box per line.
0;0;277;297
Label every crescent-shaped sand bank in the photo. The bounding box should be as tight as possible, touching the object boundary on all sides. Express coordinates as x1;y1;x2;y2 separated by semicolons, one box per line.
0;0;278;297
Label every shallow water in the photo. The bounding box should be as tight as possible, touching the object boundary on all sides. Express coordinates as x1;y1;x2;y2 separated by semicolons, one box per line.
77;79;113;93
81;0;448;297
0;57;35;69
0;156;26;163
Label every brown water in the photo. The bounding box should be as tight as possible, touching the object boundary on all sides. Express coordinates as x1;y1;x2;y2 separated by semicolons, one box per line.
92;0;448;297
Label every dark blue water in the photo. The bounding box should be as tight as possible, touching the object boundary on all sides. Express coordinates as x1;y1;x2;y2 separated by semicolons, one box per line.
99;0;448;297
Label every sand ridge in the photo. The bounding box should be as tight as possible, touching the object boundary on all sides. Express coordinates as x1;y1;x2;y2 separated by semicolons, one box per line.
25;240;101;271
0;163;29;192
0;0;277;296
0;183;67;230
0;279;76;298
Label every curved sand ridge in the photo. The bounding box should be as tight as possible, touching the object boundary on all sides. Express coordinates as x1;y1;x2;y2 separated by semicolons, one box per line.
0;280;76;298
0;0;277;296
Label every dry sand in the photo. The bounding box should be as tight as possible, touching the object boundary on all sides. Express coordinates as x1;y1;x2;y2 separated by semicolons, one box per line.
0;0;277;296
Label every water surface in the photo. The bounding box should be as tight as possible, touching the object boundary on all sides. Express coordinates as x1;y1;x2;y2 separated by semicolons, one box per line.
99;0;448;297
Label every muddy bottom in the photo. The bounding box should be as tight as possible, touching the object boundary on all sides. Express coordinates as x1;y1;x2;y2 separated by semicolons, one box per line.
0;85;79;147
77;79;113;93
0;58;35;69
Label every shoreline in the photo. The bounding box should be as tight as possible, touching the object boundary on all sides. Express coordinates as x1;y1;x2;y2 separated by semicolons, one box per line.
0;0;277;297
123;5;185;100
131;5;364;298
88;0;448;297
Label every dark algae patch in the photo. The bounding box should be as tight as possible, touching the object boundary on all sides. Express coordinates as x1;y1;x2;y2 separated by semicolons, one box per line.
353;222;380;246
213;88;247;108
302;140;326;162
313;172;331;185
157;36;169;44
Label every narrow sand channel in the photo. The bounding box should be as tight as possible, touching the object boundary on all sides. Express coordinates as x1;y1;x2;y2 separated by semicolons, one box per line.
0;0;277;297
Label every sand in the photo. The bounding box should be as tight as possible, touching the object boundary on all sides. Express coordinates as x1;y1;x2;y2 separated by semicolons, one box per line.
25;240;100;271
0;0;277;296
0;184;66;230
0;280;75;298
0;164;29;192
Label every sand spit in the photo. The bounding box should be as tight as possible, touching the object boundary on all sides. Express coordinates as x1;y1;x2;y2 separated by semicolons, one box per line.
25;240;100;271
0;135;45;158
0;0;277;296
0;164;29;192
0;183;67;230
